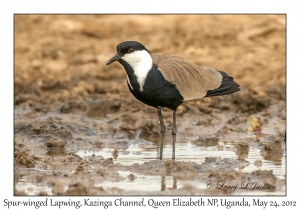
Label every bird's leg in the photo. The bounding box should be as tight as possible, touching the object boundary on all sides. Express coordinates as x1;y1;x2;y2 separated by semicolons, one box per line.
157;107;165;160
172;109;177;160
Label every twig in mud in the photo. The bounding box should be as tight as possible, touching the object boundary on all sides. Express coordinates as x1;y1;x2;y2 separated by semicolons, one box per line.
106;113;127;123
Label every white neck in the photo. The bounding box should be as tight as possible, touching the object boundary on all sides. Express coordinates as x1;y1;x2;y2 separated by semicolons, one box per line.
121;50;153;91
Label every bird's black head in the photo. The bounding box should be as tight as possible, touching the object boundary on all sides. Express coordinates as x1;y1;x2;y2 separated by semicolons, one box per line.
106;41;150;65
116;41;149;55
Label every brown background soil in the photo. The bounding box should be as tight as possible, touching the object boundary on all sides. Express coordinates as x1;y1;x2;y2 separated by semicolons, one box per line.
14;15;286;195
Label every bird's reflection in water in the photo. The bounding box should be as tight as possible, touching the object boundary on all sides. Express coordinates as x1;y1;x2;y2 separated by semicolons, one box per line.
161;176;177;191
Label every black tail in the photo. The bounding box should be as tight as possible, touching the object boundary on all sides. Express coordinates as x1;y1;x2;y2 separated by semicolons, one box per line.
205;71;240;97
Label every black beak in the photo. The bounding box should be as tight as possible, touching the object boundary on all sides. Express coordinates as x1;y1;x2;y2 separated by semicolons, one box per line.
106;53;121;65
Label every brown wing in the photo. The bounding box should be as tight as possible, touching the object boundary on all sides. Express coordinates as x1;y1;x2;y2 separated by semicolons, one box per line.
152;54;222;101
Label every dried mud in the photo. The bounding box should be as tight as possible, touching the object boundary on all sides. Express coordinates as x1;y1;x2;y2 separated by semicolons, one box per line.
14;15;286;195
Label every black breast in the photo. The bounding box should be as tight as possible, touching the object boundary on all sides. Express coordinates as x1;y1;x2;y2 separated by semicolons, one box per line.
121;61;184;110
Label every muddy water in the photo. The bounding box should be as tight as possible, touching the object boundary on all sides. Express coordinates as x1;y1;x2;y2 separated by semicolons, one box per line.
14;102;286;195
14;15;286;195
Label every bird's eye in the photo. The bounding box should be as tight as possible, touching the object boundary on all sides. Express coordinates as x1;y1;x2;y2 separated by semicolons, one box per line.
128;48;135;53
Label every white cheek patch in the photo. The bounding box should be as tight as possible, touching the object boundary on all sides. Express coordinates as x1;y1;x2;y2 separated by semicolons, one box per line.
122;50;153;91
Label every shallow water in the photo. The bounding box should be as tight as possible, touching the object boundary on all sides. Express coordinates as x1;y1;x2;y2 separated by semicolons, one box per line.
15;143;286;195
14;104;286;196
62;133;285;195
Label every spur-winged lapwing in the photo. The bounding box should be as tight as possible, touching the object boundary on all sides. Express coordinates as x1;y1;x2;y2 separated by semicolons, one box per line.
106;41;240;160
